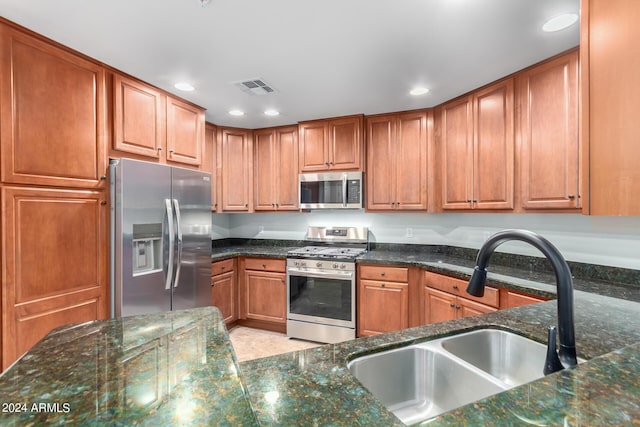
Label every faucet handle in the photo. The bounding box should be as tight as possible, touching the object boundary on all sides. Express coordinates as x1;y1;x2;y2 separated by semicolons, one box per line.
543;326;564;375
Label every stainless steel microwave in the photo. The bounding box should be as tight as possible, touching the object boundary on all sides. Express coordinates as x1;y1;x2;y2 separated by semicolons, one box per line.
299;171;363;209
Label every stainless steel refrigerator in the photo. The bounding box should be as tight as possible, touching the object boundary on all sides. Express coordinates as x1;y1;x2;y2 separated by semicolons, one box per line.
110;158;212;318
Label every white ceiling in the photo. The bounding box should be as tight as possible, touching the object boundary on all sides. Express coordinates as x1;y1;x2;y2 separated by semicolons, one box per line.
0;0;579;129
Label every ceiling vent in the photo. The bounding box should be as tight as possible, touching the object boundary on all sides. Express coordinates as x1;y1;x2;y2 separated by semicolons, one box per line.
234;78;277;96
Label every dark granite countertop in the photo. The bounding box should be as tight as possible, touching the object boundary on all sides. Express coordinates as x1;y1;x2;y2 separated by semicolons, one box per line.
0;307;257;426
241;293;640;425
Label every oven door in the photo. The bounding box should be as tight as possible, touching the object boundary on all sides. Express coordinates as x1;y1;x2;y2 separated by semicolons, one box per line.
286;267;355;328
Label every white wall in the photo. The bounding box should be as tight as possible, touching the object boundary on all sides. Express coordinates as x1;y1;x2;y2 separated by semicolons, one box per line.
213;211;640;270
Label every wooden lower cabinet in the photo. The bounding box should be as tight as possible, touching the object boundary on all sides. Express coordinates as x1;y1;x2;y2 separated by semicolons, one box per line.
1;186;108;370
500;289;547;309
238;257;286;333
211;259;236;325
357;264;417;337
358;279;409;336
422;271;499;325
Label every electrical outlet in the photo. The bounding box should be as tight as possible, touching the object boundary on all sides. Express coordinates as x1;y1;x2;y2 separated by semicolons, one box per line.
258;225;264;233
406;227;413;238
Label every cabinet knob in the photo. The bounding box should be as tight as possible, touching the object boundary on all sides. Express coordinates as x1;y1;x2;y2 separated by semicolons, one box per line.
276;203;279;208
100;175;107;180
325;161;330;166
245;204;248;208
568;194;576;199
221;266;226;270
262;263;267;268
157;147;163;151
452;285;458;290
169;149;175;154
381;283;386;288
329;161;334;165
381;272;385;277
100;201;107;206
456;305;461;310
450;303;455;308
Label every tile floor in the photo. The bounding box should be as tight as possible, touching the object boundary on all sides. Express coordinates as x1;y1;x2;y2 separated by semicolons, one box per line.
228;326;322;362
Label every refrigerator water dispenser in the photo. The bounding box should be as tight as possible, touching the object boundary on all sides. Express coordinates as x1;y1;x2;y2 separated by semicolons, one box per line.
132;223;162;276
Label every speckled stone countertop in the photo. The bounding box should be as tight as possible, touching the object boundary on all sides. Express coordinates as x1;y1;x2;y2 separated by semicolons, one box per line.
241;293;640;425
0;307;257;426
212;239;640;425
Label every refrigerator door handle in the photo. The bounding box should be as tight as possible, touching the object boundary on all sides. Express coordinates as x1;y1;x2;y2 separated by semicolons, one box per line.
172;199;183;288
164;199;175;290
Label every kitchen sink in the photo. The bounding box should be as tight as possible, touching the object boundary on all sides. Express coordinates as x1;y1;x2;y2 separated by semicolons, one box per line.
348;328;570;425
440;329;547;387
348;345;504;426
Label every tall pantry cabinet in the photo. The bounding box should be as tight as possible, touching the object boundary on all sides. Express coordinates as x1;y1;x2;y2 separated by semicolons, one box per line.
0;20;109;370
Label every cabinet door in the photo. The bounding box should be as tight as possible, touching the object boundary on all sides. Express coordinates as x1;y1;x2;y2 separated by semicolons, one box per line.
113;73;164;159
519;51;579;209
220;128;252;211
440;98;473;209
423;287;457;325
328;116;362;170
298;121;328;172
204;124;217;211
501;290;546;309
457;298;497;319
254;129;276;211
243;271;286;324
211;271;236;324
396;111;428;210
1;186;108;370
274;126;299;210
166;96;204;166
358;280;408;336
366;116;396;210
473;80;514;209
585;1;640;215
0;25;106;189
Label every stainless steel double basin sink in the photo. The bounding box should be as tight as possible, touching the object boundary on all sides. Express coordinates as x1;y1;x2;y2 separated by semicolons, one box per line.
348;329;559;425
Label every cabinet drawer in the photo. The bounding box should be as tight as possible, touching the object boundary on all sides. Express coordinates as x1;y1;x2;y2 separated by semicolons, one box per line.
424;271;499;308
359;265;409;282
211;258;234;276
244;257;286;273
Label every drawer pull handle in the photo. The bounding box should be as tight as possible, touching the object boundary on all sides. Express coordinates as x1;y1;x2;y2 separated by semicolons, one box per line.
452;285;458;290
381;283;386;288
381;272;386;277
450;303;455;307
262;263;267;268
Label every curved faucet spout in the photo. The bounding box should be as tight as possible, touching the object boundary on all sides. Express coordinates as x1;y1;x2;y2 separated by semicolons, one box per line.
466;229;577;370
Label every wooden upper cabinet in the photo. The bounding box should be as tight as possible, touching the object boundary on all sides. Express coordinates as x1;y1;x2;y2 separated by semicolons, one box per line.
439;79;514;210
219;127;252;212
440;97;474;209
113;74;164;159
254;126;298;211
518;50;580;210
112;72;204;168
583;0;640;215
299;115;362;172
166;96;204;166
0;24;107;189
366;112;428;210
1;186;108;370
204;123;217;211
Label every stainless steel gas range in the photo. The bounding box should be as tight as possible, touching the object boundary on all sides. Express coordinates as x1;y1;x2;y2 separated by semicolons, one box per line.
286;226;368;343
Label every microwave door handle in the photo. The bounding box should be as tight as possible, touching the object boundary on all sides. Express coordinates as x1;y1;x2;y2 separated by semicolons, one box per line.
164;199;175;290
172;199;183;288
342;174;348;207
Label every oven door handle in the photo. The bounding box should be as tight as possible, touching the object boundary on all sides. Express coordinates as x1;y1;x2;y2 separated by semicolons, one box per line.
287;268;354;281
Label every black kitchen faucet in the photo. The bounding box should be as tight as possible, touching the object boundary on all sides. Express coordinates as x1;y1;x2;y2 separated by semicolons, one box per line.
466;229;578;374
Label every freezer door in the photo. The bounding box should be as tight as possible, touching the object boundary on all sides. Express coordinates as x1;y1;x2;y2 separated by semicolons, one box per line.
112;159;173;317
171;167;212;311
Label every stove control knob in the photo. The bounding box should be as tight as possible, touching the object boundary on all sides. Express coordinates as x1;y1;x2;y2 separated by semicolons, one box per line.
340;264;346;269
294;261;300;267
316;262;323;268
300;261;307;268
333;263;339;269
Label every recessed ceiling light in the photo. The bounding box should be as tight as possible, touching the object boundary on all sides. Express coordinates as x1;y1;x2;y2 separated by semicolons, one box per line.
264;109;280;116
410;87;430;96
174;82;195;91
229;110;245;116
542;13;579;32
